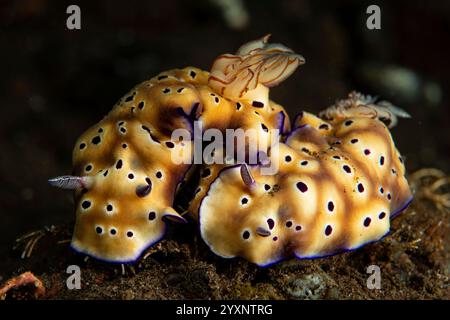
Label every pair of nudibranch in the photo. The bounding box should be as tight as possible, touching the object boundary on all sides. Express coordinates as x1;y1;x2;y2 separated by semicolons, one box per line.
49;35;413;266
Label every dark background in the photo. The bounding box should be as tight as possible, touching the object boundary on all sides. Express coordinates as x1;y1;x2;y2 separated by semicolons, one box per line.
0;0;449;271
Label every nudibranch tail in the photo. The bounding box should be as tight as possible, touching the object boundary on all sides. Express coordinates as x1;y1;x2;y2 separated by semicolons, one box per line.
162;207;187;223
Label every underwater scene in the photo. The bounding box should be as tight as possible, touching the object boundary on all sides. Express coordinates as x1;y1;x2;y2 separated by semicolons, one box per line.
0;0;449;303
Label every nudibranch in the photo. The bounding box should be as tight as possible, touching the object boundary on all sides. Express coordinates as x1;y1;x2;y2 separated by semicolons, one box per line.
209;34;304;104
190;93;413;266
318;92;411;128
49;36;303;263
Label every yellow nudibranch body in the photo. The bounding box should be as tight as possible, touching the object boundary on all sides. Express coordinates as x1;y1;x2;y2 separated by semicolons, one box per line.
192;94;412;266
50;36;412;265
69;67;291;262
